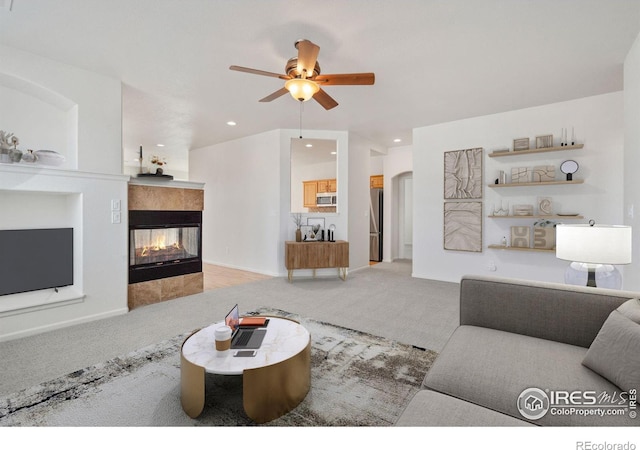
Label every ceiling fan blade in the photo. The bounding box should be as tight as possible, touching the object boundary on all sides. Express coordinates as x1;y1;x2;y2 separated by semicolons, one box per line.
314;73;375;85
295;39;320;78
313;88;339;110
259;87;290;102
229;65;290;80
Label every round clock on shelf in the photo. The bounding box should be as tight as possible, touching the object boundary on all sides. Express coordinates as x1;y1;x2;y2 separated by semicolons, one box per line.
560;160;579;181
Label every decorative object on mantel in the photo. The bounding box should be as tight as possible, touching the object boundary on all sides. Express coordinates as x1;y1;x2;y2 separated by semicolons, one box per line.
34;150;65;166
560;159;579;181
21;149;37;163
135;145;174;179
0;130;19;164
292;213;303;242
9;148;22;163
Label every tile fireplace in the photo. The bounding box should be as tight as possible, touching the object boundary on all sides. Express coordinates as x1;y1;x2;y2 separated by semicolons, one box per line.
128;210;202;284
127;182;205;310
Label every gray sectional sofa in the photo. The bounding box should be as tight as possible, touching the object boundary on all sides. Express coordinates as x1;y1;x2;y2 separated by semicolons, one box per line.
396;275;640;426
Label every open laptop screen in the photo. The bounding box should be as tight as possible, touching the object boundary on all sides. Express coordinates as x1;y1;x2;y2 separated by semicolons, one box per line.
225;304;240;333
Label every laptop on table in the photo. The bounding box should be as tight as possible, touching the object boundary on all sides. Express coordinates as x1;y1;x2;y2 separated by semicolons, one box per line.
224;304;267;349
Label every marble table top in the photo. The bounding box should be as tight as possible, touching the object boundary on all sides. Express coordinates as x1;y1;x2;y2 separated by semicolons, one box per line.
181;317;310;375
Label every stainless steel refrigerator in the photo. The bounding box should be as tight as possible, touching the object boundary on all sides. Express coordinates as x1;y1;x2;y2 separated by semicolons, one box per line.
370;188;383;262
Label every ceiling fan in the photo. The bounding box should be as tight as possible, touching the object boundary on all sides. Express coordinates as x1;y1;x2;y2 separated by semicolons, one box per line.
229;39;375;110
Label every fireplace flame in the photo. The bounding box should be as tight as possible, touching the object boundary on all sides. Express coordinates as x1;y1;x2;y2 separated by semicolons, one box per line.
139;233;180;257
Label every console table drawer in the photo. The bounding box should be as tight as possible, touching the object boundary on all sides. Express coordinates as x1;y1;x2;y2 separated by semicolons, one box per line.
285;241;349;281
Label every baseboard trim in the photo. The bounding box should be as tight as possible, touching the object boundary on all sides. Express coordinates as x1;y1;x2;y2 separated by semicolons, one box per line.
0;307;129;342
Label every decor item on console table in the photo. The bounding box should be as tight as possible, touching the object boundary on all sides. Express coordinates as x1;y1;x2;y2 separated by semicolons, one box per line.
285;240;349;282
291;213;303;242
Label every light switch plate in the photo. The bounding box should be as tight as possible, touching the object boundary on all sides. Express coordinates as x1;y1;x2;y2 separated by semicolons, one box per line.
111;211;121;224
111;199;121;211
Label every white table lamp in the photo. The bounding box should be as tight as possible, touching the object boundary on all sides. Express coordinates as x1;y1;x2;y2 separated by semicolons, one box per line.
555;222;632;289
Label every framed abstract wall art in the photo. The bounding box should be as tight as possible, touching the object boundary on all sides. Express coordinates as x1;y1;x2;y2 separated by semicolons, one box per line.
444;148;483;199
443;201;482;252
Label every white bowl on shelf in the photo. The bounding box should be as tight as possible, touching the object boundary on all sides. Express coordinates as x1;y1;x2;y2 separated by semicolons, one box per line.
34;150;65;166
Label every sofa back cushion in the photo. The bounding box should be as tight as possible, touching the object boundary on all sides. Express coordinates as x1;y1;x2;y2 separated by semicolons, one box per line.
582;299;640;392
459;276;638;348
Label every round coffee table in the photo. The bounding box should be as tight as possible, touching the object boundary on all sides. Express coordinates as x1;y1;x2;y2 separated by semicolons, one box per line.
180;316;311;423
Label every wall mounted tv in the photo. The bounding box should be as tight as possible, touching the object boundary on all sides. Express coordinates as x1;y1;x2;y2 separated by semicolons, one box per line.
0;228;74;296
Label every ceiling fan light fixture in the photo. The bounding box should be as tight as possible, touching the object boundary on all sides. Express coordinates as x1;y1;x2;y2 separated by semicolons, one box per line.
285;78;319;102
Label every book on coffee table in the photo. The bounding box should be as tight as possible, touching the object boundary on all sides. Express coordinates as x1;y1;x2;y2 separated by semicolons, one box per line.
240;317;269;327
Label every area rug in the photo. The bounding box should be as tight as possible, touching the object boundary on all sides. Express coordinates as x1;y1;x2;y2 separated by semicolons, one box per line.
0;308;437;426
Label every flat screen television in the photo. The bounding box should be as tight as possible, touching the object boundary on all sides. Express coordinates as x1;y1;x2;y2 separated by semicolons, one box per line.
0;228;74;296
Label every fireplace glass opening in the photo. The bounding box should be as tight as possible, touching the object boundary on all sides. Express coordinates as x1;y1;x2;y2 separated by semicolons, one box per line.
129;210;202;284
130;226;199;266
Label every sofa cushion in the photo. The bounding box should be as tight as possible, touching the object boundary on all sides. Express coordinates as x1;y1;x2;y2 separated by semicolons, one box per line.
394;389;532;427
582;299;640;392
424;325;637;426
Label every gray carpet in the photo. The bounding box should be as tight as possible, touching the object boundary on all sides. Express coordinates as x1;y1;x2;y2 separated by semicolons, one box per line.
0;260;460;397
0;308;438;426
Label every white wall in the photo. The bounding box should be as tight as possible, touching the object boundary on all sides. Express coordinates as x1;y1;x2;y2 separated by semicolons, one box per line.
189;129;282;276
413;93;625;285
190;128;352;277
624;31;640;291
0;46;128;341
0;45;122;174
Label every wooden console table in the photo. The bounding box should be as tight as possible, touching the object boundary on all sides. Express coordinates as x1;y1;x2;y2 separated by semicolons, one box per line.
285;240;349;282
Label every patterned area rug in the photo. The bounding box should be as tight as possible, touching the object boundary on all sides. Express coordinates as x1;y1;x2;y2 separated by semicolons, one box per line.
0;308;437;426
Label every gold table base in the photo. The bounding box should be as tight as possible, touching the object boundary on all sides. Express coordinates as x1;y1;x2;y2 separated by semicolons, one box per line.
181;322;311;423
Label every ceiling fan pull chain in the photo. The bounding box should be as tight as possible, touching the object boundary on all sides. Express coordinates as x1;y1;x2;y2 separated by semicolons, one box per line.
299;101;303;139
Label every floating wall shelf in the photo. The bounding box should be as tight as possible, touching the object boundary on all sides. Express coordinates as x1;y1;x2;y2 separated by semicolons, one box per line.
488;144;584;158
489;179;583;188
487;245;555;253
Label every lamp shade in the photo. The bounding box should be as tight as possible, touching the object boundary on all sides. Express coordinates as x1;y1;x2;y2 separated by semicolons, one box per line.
556;224;632;265
285;78;319;102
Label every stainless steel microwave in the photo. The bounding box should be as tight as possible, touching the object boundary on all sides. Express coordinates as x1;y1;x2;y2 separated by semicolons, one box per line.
316;193;337;207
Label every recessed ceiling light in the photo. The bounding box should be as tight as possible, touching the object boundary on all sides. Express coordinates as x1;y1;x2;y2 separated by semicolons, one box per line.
305;144;313;148
393;138;402;143
331;151;337;155
227;121;237;126
156;144;165;147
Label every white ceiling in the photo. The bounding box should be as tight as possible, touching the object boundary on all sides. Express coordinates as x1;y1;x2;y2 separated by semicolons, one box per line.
1;0;639;174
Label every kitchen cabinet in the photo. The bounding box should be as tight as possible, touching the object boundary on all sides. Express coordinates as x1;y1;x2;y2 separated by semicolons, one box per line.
303;181;318;208
370;174;384;189
317;178;337;193
302;178;337;208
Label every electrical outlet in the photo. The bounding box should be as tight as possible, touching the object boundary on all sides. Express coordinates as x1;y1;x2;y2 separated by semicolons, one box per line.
487;261;497;272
